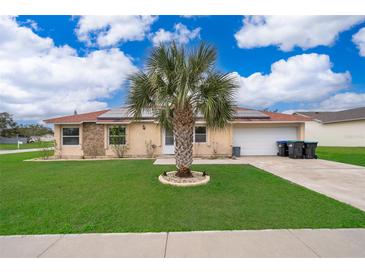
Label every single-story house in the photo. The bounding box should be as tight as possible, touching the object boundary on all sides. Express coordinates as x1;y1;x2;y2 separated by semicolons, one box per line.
295;107;365;147
44;107;310;159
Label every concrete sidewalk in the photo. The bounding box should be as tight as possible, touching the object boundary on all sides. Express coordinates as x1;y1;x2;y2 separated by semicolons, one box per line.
0;147;54;155
1;229;365;258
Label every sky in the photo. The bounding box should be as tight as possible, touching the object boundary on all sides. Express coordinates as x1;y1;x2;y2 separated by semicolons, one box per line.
1;15;365;123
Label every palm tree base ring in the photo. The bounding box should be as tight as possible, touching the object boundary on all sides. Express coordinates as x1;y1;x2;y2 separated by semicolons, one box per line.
159;171;210;187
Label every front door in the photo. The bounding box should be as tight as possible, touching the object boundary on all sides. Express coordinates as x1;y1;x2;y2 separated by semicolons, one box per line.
163;128;175;154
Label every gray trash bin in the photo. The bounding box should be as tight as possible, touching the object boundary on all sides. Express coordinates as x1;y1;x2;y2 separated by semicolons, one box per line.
232;146;241;157
304;142;318;159
277;141;288;157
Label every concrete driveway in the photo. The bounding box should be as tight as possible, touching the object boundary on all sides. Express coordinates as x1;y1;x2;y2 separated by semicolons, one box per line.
246;157;365;212
155;157;365;211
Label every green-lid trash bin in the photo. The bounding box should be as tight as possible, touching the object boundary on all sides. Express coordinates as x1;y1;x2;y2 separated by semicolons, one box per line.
287;140;304;159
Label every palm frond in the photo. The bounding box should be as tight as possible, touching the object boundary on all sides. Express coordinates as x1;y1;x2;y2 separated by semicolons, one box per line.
155;107;174;130
194;72;238;128
127;71;157;118
187;42;217;88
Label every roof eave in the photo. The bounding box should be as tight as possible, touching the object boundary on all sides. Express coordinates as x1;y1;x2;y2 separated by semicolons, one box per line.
322;117;365;124
46;122;84;125
231;120;305;124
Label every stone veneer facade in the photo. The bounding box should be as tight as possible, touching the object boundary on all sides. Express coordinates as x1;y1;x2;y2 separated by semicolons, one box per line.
82;122;105;157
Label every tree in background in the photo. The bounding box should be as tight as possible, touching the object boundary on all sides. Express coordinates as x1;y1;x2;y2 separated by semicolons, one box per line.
0;112;18;137
17;124;53;138
0;112;53;138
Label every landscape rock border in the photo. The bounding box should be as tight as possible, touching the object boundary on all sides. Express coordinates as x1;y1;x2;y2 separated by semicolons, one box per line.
159;171;210;187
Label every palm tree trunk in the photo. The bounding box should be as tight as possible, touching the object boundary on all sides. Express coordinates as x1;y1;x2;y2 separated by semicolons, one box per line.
173;106;194;177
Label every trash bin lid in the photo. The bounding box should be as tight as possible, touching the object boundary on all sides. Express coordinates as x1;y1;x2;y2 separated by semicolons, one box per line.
276;141;288;144
304;141;318;144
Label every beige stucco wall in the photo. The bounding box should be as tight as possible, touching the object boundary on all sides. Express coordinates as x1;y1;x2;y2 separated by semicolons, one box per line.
105;122;162;157
298;123;305;140
54;124;61;156
105;122;233;157
193;125;232;156
304;120;365;147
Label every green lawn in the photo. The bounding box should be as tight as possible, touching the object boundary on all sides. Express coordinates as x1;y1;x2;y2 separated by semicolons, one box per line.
1;152;364;235
0;141;54;150
317;146;365;167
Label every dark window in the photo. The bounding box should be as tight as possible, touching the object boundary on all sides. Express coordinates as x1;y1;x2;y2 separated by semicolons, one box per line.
109;126;126;145
195;126;206;143
62;127;79;145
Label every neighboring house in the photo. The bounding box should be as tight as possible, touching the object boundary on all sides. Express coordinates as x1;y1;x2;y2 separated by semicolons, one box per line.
44;107;310;158
295;107;365;147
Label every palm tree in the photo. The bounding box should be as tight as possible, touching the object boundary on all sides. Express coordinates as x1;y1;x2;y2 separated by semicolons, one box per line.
128;42;237;177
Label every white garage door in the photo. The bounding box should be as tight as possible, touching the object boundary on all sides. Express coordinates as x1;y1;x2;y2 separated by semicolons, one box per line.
233;126;298;156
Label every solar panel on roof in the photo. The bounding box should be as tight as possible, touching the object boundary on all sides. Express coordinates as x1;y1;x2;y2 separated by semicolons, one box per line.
98;109;128;118
98;108;270;120
234;110;269;118
98;108;155;119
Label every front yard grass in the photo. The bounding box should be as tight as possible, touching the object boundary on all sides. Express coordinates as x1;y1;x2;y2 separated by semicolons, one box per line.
0;141;54;150
317;146;365;167
1;152;364;235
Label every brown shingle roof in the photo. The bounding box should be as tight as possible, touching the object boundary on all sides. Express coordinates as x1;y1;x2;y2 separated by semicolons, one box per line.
44;107;310;124
43;110;109;124
261;111;312;122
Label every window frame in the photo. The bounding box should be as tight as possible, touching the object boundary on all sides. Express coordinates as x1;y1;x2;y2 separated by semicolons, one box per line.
108;125;127;146
61;127;80;146
194;125;207;144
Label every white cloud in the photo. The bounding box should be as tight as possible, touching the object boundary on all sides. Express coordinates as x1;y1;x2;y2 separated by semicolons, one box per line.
235;16;365;51
234;53;351;108
283;92;365;114
76;15;157;47
150;23;201;46
318;92;365;110
352;27;365;56
0;16;137;121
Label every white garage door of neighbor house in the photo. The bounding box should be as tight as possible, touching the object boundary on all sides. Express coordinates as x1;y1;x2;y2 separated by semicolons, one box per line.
233;127;298;156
